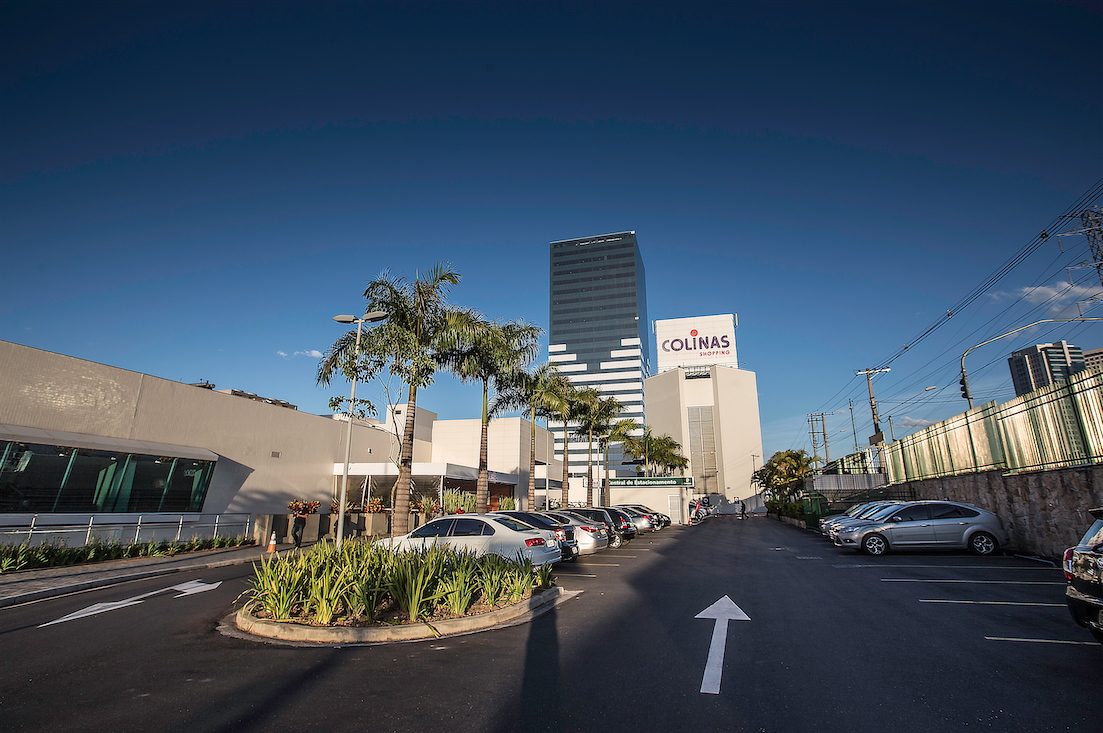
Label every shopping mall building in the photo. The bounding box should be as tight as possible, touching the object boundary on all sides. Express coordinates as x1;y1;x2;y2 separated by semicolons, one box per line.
0;340;561;542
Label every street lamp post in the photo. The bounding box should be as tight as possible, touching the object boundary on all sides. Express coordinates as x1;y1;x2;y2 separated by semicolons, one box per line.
333;310;387;549
959;318;1103;409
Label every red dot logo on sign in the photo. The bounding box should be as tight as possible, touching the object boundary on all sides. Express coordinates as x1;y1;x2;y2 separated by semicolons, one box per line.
690;329;698;336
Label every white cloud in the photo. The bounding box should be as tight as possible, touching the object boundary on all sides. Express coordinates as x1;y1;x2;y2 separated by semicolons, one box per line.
990;280;1101;316
278;349;323;359
896;416;936;430
277;351;288;357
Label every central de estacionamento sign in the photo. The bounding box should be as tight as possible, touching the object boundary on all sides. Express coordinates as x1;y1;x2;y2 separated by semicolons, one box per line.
655;314;738;371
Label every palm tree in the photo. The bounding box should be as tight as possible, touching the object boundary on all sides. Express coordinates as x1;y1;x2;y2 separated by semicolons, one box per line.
572;389;623;506
316;263;465;537
549;375;581;509
438;318;542;514
494;362;567;510
653;435;689;476
622;424;656;476
621;424;688;478
601;418;640;505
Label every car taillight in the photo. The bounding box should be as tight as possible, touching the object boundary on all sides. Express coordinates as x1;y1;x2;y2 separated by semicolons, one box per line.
556;529;566;541
579;525;598;533
1063;547;1075;580
525;538;546;547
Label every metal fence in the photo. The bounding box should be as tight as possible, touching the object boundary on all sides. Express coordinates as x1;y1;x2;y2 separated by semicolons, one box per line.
886;369;1103;483
0;513;253;547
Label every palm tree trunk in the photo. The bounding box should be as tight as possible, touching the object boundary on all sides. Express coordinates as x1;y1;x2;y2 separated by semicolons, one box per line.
604;440;611;506
560;411;570;509
586;426;594;506
476;378;490;514
528;406;537;508
393;383;418;536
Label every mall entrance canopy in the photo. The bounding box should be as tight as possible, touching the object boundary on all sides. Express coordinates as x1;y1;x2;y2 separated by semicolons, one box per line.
333;462;519;508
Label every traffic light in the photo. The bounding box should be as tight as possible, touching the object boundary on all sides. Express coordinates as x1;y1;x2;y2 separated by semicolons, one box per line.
959;376;971;401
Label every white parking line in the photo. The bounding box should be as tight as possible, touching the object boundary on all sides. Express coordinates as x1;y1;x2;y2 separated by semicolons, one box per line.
985;636;1097;645
882;579;1065;585
557;573;598;578
601;555;637;558
578;563;621;566
838;565;1057;570
919;599;1065;607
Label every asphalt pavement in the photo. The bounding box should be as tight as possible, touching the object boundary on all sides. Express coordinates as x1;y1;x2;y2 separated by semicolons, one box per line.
1;516;1098;733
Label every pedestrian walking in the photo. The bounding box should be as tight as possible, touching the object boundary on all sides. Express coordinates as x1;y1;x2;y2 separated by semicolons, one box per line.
292;510;307;548
740;500;747;520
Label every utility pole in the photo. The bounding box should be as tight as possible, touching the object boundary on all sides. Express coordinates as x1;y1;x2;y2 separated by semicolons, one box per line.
856;368;890;472
849;398;858;453
809;413;830;465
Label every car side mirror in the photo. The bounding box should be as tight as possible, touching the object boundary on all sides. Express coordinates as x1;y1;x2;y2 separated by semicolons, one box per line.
891;516;903;523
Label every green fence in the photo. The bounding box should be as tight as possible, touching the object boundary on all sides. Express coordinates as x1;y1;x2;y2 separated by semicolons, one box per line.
886;368;1103;483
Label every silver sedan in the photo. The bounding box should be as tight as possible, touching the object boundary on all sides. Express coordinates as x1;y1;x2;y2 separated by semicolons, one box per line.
834;501;1010;556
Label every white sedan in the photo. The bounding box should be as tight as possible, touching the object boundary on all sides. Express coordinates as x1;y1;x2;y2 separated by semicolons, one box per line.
384;514;562;566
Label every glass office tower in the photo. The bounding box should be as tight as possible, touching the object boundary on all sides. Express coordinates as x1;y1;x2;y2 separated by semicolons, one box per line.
549;231;649;486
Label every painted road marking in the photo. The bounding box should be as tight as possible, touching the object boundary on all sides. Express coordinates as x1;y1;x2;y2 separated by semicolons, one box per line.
985;636;1097;645
919;599;1065;607
39;580;223;627
577;563;621;566
601;555;638;558
881;579;1065;585
836;564;1057;570
557;573;598;578
796;556;823;560
696;596;750;695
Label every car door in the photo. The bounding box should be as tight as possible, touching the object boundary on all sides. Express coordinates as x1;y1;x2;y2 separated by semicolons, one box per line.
403;518;455;550
447;518;493;556
883;504;935;547
929;503;978;547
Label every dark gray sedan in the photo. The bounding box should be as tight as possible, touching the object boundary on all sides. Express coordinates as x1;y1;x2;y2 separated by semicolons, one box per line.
834;501;1010;556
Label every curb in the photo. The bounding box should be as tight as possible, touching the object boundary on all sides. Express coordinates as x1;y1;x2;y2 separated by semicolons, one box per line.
235;586;567;644
0;548;288;608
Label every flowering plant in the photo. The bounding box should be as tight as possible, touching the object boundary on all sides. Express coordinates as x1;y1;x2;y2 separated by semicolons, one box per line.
364;497;385;513
288;499;320;515
330;500;361;515
414;498;439;514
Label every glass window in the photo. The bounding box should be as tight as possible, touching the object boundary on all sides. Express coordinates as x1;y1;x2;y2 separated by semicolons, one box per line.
451;519;492;537
490;516;535;532
929;504;964;520
411;519;454;538
892;505;931;522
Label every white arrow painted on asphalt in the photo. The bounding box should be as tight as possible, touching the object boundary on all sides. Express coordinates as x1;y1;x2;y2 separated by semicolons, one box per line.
39;580;223;627
695;595;750;694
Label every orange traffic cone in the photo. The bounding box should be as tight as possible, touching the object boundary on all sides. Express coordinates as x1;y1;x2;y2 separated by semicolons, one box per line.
266;531;277;553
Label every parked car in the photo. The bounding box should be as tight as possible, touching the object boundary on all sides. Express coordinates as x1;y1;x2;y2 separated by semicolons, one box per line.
615;504;670;529
834;501;1009;556
541;510;610;555
494;510;579;562
824;502;905;542
819;501;891;536
383;514;562;566
1064;506;1103;645
617;506;656;533
567;507;637;549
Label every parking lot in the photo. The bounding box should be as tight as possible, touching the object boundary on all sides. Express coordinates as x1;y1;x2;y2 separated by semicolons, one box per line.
1;513;1099;733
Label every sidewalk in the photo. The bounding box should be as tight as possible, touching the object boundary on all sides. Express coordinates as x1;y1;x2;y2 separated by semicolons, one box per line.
0;543;297;608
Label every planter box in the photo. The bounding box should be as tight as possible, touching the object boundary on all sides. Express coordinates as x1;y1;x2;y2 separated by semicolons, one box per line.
365;513;389;536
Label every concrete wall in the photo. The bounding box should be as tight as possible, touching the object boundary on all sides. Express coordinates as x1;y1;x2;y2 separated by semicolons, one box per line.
0;341;393;516
897;464;1103;560
643;365;763;510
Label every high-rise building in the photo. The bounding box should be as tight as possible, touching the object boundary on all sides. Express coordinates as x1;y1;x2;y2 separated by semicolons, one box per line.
1007;340;1086;397
548;231;649;497
1083;347;1103;372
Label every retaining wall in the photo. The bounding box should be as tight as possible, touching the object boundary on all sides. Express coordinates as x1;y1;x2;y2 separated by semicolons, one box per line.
895;464;1103;560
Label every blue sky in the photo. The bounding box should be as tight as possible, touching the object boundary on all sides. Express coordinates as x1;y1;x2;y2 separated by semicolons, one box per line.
2;0;1101;458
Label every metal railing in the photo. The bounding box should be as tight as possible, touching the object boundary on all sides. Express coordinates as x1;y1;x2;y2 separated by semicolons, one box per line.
0;513;253;547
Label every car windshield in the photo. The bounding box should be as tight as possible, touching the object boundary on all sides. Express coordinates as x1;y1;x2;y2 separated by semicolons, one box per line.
1080;519;1103;548
867;504;905;521
490;515;538;533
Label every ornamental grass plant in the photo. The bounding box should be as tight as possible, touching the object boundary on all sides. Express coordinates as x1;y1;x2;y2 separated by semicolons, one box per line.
241;540;553;627
0;535;253;574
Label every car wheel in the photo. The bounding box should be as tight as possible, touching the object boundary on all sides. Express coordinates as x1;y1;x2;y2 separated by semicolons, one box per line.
969;531;997;555
862;533;888;556
610;533;622;549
